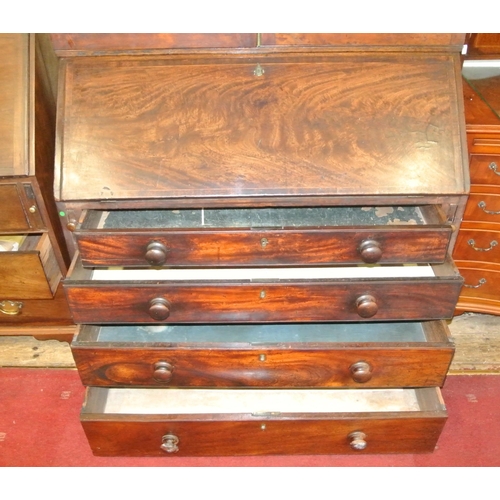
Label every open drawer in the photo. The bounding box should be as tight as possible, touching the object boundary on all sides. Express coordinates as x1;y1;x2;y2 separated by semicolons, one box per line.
81;386;447;456
75;206;452;267
72;321;454;388
64;255;464;323
0;233;61;300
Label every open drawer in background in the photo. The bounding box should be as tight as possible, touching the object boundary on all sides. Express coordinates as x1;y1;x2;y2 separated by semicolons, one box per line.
64;256;464;323
74;205;453;267
80;386;447;456
0;233;61;300
72;321;454;388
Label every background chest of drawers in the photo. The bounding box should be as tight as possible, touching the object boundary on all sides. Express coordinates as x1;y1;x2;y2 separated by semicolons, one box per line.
51;33;468;456
453;65;500;314
0;34;73;342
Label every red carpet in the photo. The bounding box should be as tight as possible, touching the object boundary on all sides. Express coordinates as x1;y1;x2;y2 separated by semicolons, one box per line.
0;368;499;466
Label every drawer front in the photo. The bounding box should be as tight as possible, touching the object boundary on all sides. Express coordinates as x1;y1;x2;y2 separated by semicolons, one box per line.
0;182;45;231
75;206;452;267
0;233;61;299
72;322;454;388
456;262;500;313
81;387;447;456
0;283;73;325
469;155;500;185
454;227;500;263
57;55;466;202
468;135;500;156
463;193;500;222
65;276;463;324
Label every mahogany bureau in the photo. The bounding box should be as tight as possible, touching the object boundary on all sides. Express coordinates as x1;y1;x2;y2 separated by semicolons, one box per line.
0;34;74;342
51;34;468;456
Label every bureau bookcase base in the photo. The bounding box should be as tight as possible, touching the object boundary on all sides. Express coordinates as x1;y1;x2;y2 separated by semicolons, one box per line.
51;33;469;456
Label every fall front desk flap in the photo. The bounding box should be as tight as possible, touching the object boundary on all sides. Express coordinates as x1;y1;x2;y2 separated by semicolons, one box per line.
55;51;468;202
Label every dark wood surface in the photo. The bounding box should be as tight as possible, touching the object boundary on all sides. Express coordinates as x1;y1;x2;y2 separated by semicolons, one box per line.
65;263;463;324
71;322;454;388
80;385;447;456
55;53;467;203
261;33;464;50
50;34;258;53
81;417;447;456
50;33;465;55
75;207;452;267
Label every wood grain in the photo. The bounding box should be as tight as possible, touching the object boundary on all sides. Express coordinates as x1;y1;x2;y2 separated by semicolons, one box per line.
0;34;30;176
56;53;467;202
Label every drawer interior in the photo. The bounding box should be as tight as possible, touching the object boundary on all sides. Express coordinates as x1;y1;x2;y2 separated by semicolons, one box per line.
84;263;436;281
83;205;445;230
83;386;445;415
0;233;61;298
76;321;447;345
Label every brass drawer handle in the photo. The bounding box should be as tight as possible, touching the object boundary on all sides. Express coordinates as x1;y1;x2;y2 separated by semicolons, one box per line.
349;361;373;383
468;239;498;252
355;294;378;318
161;434;179;453
148;298;171;320
488;162;500;176
348;431;367;451
153;361;174;382
464;278;487;289
358;239;382;264
0;300;23;315
145;241;169;266
478;201;500;215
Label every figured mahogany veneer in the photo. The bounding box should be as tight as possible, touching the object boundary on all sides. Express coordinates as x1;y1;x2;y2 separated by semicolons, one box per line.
72;321;454;388
81;387;447;456
64;257;462;324
74;206;452;267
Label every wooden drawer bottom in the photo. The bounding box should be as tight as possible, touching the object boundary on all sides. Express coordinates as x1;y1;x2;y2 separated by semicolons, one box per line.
81;387;447;456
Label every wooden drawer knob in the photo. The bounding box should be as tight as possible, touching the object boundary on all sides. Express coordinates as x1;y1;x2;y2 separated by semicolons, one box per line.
145;241;169;265
358;239;382;263
355;294;378;318
148;298;171;320
161;434;179;453
348;431;367;451
153;361;174;382
350;361;373;383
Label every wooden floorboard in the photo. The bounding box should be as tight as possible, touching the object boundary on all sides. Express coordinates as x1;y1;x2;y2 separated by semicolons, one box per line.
1;313;500;373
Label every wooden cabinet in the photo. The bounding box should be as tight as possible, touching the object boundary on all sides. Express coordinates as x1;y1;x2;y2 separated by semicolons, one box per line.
53;34;468;456
453;72;500;314
0;34;74;341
